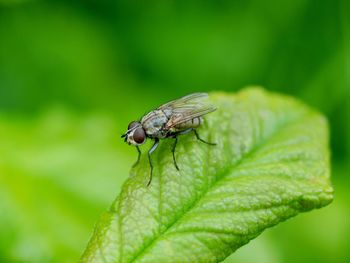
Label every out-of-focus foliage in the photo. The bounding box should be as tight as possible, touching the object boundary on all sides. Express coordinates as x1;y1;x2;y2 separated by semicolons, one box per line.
0;0;348;262
0;109;131;262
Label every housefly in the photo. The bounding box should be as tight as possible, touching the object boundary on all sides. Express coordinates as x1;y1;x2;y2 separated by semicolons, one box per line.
121;92;217;186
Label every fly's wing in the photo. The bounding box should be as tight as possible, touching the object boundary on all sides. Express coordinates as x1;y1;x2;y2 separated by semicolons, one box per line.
158;93;217;129
159;93;209;110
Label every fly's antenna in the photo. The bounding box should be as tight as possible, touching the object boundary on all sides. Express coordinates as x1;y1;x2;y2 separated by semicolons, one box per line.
121;133;128;142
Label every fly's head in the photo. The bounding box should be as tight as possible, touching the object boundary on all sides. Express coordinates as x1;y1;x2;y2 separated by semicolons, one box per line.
121;121;147;146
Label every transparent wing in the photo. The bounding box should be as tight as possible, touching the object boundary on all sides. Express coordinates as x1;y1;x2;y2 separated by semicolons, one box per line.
164;106;216;129
158;93;217;129
159;93;209;110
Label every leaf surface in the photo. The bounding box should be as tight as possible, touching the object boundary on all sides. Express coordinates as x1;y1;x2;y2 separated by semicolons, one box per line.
81;88;333;263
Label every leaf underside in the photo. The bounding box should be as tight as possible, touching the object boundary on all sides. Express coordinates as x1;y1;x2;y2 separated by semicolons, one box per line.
81;88;333;263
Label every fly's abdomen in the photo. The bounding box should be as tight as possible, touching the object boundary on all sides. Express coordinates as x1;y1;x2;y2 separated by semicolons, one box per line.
174;117;202;130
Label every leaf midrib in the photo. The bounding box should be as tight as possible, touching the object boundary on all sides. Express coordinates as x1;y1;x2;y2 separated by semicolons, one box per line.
127;112;307;263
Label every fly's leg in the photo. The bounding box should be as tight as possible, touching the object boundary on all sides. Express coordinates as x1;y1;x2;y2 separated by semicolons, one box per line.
173;128;216;145
169;128;215;172
193;129;216;145
147;138;159;186
172;137;179;171
170;128;193;171
132;146;141;168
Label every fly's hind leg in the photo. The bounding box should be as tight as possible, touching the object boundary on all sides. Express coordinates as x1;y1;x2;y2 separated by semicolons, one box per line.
147;138;159;186
193;129;216;145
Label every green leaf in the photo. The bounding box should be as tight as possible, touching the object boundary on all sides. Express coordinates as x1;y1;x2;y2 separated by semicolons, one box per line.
81;88;333;263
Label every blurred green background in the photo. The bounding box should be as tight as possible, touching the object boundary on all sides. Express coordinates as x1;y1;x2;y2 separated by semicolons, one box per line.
0;0;349;262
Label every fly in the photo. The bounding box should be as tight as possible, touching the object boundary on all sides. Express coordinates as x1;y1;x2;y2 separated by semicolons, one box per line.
121;92;217;186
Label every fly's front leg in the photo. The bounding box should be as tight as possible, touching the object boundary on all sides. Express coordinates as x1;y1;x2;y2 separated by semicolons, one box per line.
147;138;159;186
132;146;141;168
193;129;216;145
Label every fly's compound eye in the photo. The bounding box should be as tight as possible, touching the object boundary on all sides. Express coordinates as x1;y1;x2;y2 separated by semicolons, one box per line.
133;128;146;144
128;121;139;130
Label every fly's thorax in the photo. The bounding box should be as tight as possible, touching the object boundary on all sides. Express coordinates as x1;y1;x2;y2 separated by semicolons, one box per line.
141;110;168;136
162;108;173;118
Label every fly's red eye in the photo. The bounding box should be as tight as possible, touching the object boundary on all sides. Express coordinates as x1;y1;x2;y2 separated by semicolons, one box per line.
128;121;139;130
133;128;146;144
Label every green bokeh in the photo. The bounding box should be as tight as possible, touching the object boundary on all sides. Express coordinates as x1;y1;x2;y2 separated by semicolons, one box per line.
0;0;348;262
